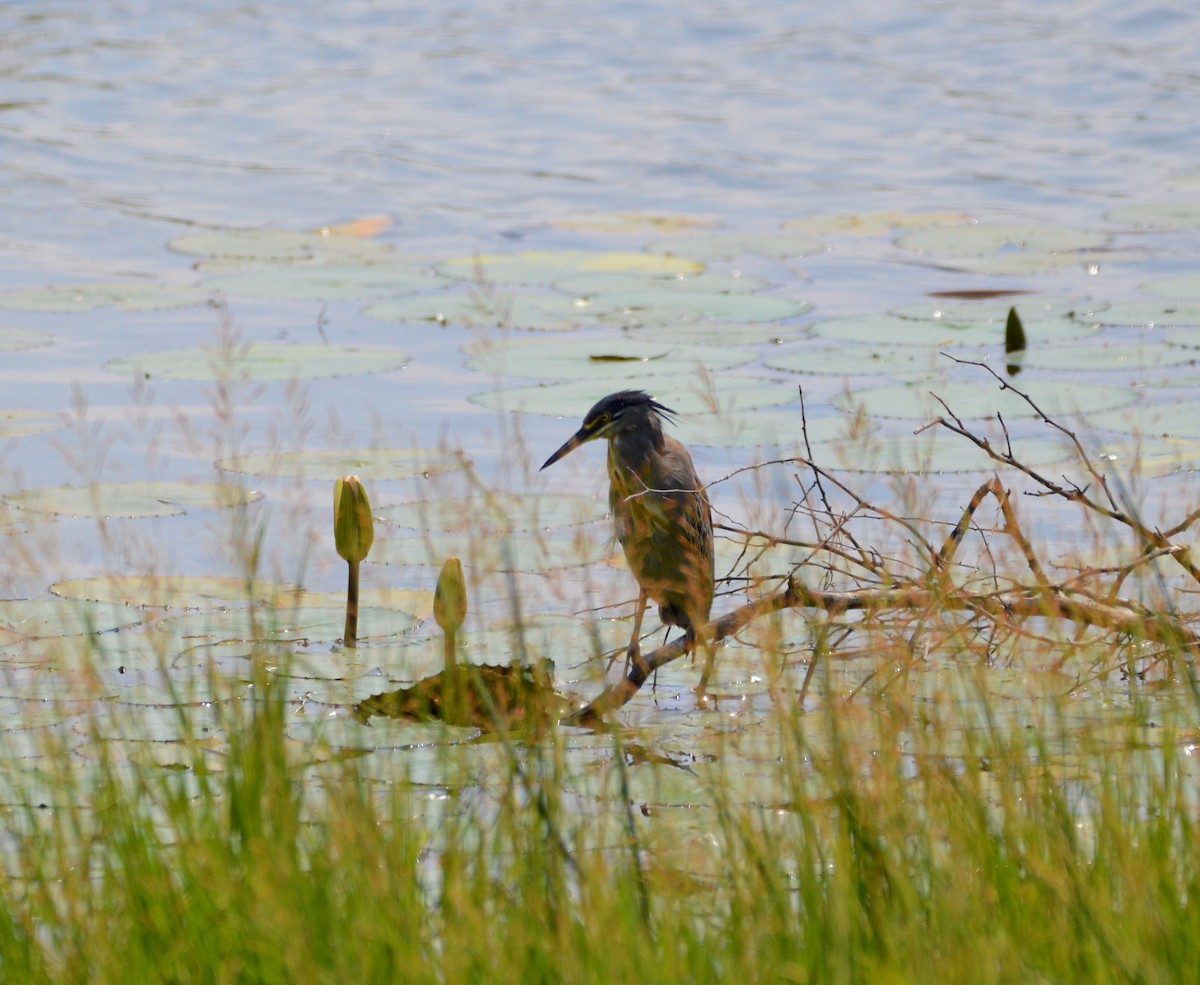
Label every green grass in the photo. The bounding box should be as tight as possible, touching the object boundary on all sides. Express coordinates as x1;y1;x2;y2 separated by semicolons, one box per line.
0;636;1197;985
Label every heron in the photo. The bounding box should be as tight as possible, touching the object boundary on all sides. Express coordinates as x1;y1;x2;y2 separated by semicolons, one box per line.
540;390;715;689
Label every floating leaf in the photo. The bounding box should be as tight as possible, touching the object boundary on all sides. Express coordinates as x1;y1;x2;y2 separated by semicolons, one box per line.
1020;342;1198;372
108;343;409;382
0;408;62;439
896;223;1109;258
5;481;260;518
764;344;958;377
0;282;211;312
891;296;1103;324
378;492;605;532
369;529;615;572
436;249;703;284
1089;401;1200;440
553;213;713;234
1105;203;1200;230
50;574;302;609
216;446;462;480
364;290;596;330
161;604;417;645
470;379;799;417
590;290;811;327
314;215;394;238
650;233;825;261
673;409;850;449
0;599;143;643
815;312;1095;347
0;328;53;352
168;229;394;263
465;337;751;381
1088;301;1200;327
553;271;767;296
834;379;1137;420
807;430;1073;475
1144;273;1200;301
781;211;972;235
206;264;447;302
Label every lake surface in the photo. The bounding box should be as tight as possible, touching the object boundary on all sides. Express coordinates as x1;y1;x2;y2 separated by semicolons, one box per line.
2;0;1200;734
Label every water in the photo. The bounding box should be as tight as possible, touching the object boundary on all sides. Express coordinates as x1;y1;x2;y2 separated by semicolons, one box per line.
1;0;1199;693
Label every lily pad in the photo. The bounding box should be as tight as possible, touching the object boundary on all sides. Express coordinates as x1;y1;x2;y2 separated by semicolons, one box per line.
206;264;447;302
301;587;435;618
553;271;768;296
834;379;1137;421
0;282;211;312
764;344;961;377
890;296;1104;324
781;211;972;235
1019;342;1199;372
1088;401;1200;440
161;604;418;645
590;290;811;328
0;328;54;352
808;430;1076;475
1089;301;1200;327
470;379;799;418
465;337;751;381
378;492;605;532
436;250;703;284
49;575;302;609
553;213;713;235
369;529;616;572
1105;203;1200;230
168;229;395;263
1144;274;1200;302
650;233;825;261
813;312;1096;347
673;409;850;449
364;290;602;330
0;408;62;439
108;343;409;382
896;223;1110;258
5;481;261;518
0;599;143;643
216;446;463;480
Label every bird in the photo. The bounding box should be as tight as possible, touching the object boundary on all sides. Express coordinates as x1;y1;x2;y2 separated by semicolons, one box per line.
540;390;715;688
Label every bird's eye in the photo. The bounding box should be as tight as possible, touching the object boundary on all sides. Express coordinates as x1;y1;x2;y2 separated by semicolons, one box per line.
593;412;610;426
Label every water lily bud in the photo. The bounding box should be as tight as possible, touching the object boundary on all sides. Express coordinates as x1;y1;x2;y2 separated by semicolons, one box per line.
333;475;374;563
434;556;467;633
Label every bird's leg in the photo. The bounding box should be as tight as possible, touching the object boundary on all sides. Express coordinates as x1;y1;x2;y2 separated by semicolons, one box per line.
621;588;649;677
691;621;716;705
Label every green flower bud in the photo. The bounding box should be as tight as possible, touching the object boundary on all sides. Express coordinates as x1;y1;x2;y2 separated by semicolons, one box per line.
434;556;468;633
333;475;374;563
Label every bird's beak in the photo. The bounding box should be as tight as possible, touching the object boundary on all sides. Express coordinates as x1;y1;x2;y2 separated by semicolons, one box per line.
540;428;588;470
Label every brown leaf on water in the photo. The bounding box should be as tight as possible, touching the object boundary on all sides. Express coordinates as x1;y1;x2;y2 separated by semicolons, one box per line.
926;289;1036;300
314;214;394;238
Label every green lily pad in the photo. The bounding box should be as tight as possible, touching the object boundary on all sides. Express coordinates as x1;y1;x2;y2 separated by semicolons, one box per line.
553;271;768;296
673;409;850;449
206;263;447;302
0;282;211;312
1105;203;1200;230
465;337;751;381
436;250;703;284
363;290;598;330
161;604;417;645
378;492;606;532
808;430;1076;475
1020;342;1199;372
301;587;435;617
0;599;143;643
5;481;261;518
890;296;1103;324
813;312;1096;347
1089;301;1200;327
781;211;972;235
896;223;1110;258
835;379;1137;421
168;229;395;263
49;575;302;609
0;408;62;439
590;290;811;328
1144;274;1200;302
764;344;961;376
0;328;54;352
108;343;409;382
1089;401;1200;440
650;233;825;261
470;379;799;417
369;529;616;572
216;446;463;480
